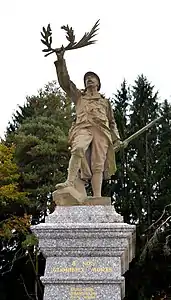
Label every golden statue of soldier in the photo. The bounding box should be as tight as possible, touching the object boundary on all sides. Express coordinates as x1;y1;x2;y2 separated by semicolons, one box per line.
40;21;125;198
41;21;161;201
54;50;123;197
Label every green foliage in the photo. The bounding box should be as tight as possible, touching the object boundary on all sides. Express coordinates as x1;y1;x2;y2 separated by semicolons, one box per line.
6;81;74;221
0;143;30;238
0;143;37;300
156;100;171;209
111;80;134;223
21;233;38;249
128;75;159;229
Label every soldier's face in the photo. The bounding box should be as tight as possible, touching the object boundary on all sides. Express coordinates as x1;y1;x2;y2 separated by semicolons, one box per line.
86;75;98;89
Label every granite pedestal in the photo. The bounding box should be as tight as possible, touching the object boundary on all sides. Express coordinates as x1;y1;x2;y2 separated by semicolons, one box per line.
31;197;136;300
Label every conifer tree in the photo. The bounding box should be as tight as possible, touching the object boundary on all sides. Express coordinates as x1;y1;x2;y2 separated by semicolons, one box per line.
111;80;133;223
128;75;159;230
6;82;74;222
1;82;73;300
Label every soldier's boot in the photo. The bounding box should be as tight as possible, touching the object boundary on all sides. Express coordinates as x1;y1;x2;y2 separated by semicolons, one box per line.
55;154;81;189
91;172;103;197
75;175;87;197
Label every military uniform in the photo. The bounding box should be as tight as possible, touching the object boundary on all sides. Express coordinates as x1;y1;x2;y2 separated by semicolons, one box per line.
54;57;120;183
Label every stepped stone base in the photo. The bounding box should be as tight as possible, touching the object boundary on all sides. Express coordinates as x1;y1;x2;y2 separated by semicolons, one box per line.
31;197;136;300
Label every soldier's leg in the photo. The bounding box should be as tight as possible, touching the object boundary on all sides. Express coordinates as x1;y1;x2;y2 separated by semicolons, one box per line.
91;128;109;197
74;175;87;197
56;129;92;189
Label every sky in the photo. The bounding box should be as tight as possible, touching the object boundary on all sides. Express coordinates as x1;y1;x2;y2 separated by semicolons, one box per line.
0;0;171;138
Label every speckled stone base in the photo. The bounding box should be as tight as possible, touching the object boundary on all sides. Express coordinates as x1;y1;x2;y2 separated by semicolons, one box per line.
31;197;136;300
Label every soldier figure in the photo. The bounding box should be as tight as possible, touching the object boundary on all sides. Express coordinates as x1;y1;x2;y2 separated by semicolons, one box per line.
54;50;123;197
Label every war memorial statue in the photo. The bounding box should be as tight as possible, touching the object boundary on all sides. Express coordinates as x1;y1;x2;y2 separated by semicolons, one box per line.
40;21;128;199
31;20;161;300
54;49;125;197
40;21;161;202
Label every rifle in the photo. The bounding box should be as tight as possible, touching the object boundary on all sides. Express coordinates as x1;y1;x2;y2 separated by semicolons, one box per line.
114;116;162;152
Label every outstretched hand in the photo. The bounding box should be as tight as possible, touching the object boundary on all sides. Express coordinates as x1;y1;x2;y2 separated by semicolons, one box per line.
56;46;65;60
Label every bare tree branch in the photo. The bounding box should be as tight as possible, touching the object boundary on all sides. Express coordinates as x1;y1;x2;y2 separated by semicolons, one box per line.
1;248;26;275
140;216;171;262
28;250;43;296
20;274;34;300
144;204;171;233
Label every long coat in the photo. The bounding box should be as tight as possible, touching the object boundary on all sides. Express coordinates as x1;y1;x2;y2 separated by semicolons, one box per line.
54;58;121;179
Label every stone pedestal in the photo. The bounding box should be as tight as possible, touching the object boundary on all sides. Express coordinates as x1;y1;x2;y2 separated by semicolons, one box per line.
31;197;136;300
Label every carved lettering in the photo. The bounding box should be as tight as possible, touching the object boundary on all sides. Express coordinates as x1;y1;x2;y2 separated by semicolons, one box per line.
91;267;112;273
52;267;84;273
70;287;97;300
83;261;95;267
51;260;113;273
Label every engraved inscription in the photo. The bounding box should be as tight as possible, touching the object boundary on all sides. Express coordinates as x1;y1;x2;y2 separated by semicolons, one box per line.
52;267;84;273
70;287;97;299
51;260;113;273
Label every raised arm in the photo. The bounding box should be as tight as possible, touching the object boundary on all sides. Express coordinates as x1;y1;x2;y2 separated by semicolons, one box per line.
54;51;81;103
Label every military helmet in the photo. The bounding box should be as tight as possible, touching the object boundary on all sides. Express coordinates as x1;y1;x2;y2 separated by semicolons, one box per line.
84;71;101;91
